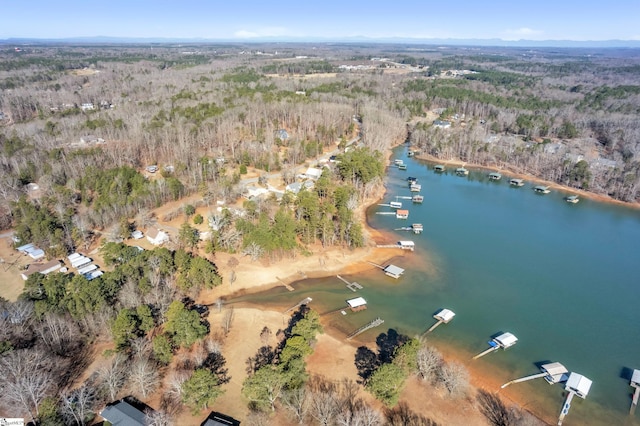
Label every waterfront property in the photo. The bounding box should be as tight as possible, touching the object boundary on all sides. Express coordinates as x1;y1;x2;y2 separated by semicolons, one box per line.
533;185;551;194
383;264;405;279
488;172;502;181
509;178;525;186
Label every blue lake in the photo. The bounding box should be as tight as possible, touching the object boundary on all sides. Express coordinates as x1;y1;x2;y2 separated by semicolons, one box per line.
233;145;640;425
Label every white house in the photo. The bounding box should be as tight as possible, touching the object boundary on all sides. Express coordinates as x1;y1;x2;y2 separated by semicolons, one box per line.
304;167;323;180
146;228;169;246
244;185;269;199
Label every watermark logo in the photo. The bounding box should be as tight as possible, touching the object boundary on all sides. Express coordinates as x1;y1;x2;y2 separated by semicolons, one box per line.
0;419;24;426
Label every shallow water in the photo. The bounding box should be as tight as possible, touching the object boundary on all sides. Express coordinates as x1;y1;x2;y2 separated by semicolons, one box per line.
232;146;640;425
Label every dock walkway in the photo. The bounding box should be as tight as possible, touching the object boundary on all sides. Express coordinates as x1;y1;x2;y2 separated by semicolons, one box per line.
347;317;384;340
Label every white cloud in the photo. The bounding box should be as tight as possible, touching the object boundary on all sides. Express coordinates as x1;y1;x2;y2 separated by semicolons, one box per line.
234;27;290;39
503;27;544;40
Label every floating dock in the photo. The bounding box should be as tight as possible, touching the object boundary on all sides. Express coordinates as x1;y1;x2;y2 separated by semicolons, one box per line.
501;362;569;388
434;165;445;172
455;167;469;176
347;317;384;340
337;275;363;292
489;172;502;180
410;183;422;192
557;372;592;426
510;178;525;187
566;195;580;204
473;332;518;360
426;308;456;333
412;194;424;203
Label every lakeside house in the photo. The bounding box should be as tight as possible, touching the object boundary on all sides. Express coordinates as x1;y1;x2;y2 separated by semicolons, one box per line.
146;228;169;246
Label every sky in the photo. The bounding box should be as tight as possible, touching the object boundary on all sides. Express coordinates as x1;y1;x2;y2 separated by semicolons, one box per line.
1;0;639;42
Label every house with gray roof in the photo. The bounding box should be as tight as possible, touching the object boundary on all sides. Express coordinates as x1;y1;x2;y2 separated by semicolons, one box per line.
100;400;148;426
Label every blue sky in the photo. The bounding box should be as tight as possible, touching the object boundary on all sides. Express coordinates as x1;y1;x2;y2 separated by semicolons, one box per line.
1;0;639;41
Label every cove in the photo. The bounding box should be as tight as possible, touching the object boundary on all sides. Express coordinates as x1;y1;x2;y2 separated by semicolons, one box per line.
232;145;640;425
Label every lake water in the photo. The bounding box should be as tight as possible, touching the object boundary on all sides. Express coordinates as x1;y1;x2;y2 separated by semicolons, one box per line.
231;146;640;425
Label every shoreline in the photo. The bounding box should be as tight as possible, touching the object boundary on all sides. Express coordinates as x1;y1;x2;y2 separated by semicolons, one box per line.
204;147;555;424
415;152;640;210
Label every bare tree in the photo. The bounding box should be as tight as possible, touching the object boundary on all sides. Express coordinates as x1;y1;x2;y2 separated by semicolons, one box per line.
0;349;52;423
260;326;272;346
281;386;310;424
243;241;264;261
307;378;340;426
37;313;81;356
60;383;96;426
416;345;443;384
128;358;160;399
145;409;173;426
130;337;152;360
437;361;469;397
98;353;128;401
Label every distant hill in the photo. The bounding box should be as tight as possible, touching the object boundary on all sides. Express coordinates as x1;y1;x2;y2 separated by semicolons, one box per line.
1;36;640;48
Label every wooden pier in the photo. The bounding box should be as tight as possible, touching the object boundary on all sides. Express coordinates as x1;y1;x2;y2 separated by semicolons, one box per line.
337;275;363;292
283;297;313;314
501;362;568;388
275;276;295;291
347;317;384;340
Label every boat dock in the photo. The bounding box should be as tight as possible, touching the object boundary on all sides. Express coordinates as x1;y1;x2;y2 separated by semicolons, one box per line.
501;362;569;388
283;297;313;314
347;317;384;340
473;332;518;360
510;178;525;187
426;308;456;334
383;264;405;279
394;223;423;234
557;372;592;425
337;275;363;292
376;241;415;251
